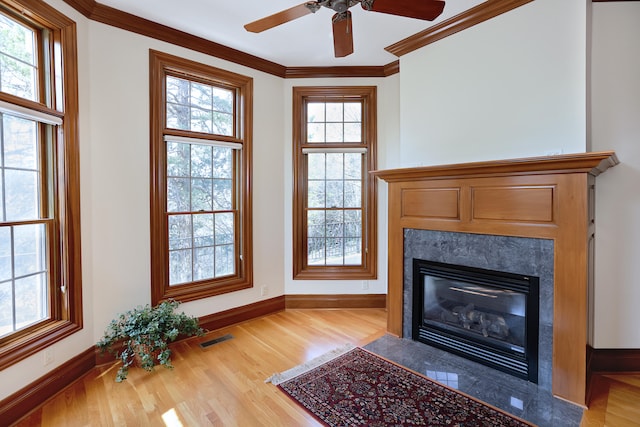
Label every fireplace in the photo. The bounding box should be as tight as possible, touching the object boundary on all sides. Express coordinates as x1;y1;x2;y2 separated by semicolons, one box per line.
412;259;539;383
373;151;618;405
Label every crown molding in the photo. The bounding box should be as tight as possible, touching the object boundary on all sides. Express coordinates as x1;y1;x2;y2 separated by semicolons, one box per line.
62;0;287;77
385;0;534;57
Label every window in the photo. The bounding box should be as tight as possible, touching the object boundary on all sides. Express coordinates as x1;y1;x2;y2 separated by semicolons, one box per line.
0;1;81;369
292;86;377;280
150;50;253;304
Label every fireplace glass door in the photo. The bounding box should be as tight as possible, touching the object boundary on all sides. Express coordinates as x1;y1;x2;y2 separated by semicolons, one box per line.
413;259;539;382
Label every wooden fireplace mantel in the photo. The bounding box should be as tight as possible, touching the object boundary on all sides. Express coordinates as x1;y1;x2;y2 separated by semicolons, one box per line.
372;151;618;406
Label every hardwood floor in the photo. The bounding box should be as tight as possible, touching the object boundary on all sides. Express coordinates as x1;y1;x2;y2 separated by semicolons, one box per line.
12;309;640;426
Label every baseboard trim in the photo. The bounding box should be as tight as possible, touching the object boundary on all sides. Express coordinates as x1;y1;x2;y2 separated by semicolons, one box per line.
198;296;286;332
285;294;387;309
0;347;95;426
588;347;640;373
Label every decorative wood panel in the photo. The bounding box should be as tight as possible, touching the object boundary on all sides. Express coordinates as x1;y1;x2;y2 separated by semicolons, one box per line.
372;151;618;407
471;186;554;222
401;188;460;219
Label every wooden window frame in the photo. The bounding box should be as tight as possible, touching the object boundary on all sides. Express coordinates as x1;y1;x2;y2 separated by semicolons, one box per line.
149;50;253;304
292;86;377;280
0;0;82;370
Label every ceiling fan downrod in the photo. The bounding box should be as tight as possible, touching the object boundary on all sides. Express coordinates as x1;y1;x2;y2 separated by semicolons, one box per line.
305;0;361;14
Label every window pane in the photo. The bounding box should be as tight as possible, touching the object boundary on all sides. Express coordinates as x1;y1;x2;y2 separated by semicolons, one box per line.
215;213;234;245
307;123;325;143
344;210;362;237
166;104;190;129
326;103;343;122
212;87;233;114
0;227;10;281
169;249;192;285
193;214;214;247
5;169;39;221
344;237;362;265
326;210;344;238
307;103;324;123
191;178;212;211
0;14;37;101
194;246;214;281
13;223;46;277
344;123;361;143
215;244;234;276
3;114;38;169
307;210;325;238
0;280;11;337
167;142;190;177
308;180;325;208
212;146;232;178
326;181;344;208
168;215;192;250
326;123;343;143
344;103;361;122
191;108;213;133
191;144;212;178
14;273;47;328
191;82;212;109
344;180;361;208
326;153;343;179
326;237;344;265
213;179;232;210
167;177;190;212
344;153;362;179
307;153;325;180
308;237;324;265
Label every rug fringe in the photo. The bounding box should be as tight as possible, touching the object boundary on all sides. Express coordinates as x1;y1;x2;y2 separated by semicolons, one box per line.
265;343;356;385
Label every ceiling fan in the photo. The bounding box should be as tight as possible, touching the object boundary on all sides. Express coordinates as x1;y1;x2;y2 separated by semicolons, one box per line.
244;0;446;58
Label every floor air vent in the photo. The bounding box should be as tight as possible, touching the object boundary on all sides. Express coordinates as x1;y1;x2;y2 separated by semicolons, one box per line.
200;333;234;349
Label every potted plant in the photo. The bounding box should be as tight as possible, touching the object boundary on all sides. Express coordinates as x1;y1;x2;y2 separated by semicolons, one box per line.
97;299;205;382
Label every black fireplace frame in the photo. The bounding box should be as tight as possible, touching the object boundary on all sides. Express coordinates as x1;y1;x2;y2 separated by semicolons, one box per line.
412;258;539;383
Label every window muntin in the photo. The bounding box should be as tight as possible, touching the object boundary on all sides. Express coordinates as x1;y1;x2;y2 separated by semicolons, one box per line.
150;50;253;304
307;102;362;143
0;0;82;370
307;151;363;266
166;140;237;285
293;87;377;280
0;112;50;337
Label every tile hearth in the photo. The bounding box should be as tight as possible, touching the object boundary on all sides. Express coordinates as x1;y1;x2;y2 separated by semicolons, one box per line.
365;334;583;427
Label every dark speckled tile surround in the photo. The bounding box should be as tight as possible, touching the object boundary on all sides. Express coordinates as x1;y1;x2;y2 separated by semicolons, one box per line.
362;229;583;426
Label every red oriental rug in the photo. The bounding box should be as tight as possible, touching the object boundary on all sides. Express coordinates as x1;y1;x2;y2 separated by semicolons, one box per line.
267;345;535;427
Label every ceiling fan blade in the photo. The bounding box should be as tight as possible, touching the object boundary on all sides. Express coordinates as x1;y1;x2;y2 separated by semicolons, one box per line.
332;12;354;58
362;0;445;21
244;3;314;33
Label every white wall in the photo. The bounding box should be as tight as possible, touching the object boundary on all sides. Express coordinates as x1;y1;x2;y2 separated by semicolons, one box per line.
399;0;588;166
282;76;400;296
591;2;640;348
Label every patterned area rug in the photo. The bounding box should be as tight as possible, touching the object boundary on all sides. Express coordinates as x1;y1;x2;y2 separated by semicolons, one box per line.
267;345;535;427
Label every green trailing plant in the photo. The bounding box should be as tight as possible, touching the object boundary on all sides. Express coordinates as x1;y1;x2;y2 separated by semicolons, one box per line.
97;300;205;382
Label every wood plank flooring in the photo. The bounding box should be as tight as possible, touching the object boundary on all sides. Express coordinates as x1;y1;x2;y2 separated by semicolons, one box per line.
12;309;640;426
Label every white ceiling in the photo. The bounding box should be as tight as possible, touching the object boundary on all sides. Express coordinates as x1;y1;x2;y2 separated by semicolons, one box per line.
98;0;485;67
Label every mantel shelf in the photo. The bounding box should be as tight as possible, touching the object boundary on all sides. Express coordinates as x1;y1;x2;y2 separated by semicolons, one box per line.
371;151;619;182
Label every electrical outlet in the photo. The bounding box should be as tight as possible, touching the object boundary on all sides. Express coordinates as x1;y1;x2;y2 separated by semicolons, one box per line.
261;285;268;296
362;280;369;290
43;349;54;366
